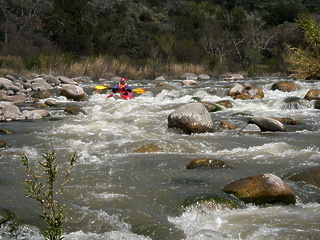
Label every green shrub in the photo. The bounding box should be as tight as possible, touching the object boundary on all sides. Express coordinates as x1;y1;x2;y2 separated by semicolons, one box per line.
21;151;78;240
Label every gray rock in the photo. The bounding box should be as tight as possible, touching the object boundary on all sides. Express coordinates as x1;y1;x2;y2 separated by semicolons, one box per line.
168;103;214;134
31;78;53;91
0;102;25;121
249;117;286;132
58;76;77;85
197;74;210;80
155;76;166;81
0;78;14;89
60;84;86;101
238;123;262;134
180;73;197;80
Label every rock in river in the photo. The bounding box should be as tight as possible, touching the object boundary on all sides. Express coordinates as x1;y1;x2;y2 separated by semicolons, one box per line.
223;173;296;205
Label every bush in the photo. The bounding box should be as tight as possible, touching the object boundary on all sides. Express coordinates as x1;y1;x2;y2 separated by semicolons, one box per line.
21;151;78;240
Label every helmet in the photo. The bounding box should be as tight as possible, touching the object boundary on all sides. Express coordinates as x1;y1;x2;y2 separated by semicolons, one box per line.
120;77;126;83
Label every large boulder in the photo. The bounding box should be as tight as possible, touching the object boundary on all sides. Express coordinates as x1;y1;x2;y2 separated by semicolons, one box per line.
304;89;320;101
0;78;14;89
286;167;320;188
0;102;25;121
223;173;296;205
271;81;298;92
168;103;214;134
60;84;86;101
248;117;286;132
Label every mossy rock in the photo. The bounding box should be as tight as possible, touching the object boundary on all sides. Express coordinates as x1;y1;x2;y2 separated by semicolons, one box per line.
0;139;6;148
64;107;86;115
186;158;232;169
200;101;222;112
133;143;163;153
216;100;233;108
183;194;239;212
0;128;14;134
0;208;12;224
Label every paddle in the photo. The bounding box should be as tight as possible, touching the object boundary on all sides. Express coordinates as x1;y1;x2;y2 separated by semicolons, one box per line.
93;85;146;94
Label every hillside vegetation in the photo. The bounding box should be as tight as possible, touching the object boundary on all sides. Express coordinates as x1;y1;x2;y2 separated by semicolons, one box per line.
0;0;319;79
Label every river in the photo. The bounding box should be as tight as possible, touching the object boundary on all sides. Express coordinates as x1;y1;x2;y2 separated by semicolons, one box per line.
0;76;319;240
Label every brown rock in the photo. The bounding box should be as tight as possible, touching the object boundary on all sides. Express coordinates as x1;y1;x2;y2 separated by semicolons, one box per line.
0;139;6;148
31;90;53;99
315;99;320;109
223;173;296;205
64;107;86;115
272;117;301;125
133;143;163;153
304;89;320;101
216;100;233;108
186;158;232;169
220;120;236;130
227;83;264;100
271;81;298;92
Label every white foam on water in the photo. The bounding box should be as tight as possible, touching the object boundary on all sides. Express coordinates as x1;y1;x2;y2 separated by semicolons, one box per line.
169;203;320;240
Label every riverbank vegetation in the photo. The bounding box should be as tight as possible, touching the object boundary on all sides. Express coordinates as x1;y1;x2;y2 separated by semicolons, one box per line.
21;151;78;240
0;0;319;80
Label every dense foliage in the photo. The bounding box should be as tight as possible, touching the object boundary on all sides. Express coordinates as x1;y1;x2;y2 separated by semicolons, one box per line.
0;0;319;78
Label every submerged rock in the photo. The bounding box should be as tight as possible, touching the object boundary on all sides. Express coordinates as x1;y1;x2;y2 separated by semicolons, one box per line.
0;139;6;148
272;117;301;125
133;143;163;153
200;101;222;112
220;120;236;130
286;167;320;188
223;173;296;205
183;195;239;212
0;208;12;224
168;103;214;134
186;158;233;169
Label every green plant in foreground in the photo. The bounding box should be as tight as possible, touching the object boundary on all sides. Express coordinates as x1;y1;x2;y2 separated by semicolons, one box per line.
21;151;78;240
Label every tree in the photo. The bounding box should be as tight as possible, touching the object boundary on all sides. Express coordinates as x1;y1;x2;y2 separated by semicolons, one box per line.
41;0;93;55
286;15;320;79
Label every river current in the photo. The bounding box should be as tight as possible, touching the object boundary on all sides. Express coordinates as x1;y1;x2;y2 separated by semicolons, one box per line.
0;77;319;240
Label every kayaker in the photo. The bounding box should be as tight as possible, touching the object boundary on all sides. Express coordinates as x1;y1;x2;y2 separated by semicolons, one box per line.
112;77;132;95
